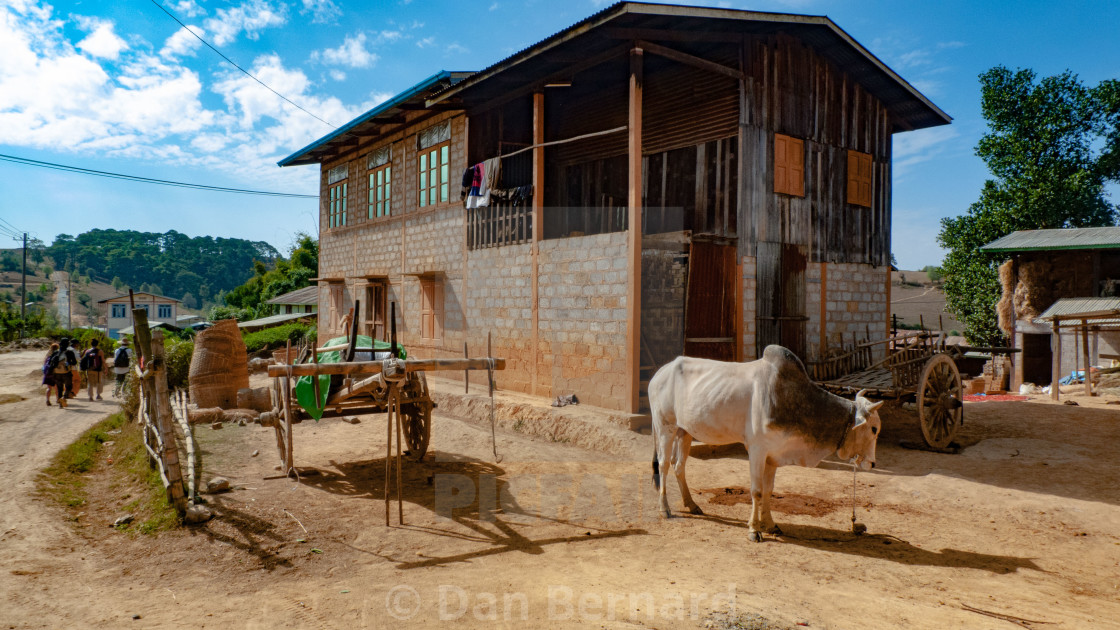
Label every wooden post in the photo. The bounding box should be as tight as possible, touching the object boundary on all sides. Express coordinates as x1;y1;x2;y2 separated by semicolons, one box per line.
531;91;544;397
151;330;187;512
1083;319;1092;396
1051;318;1062;401
464;341;469;394
626;46;643;414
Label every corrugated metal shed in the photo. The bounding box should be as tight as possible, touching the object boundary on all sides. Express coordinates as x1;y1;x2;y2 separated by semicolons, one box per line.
266;286;319;305
981;227;1120;253
237;312;315;330
1036;297;1120;322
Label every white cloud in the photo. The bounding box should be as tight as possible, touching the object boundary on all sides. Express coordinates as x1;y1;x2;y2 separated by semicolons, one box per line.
301;0;341;24
75;17;128;60
311;32;378;68
489;2;499;10
893;126;960;175
203;0;287;46
446;42;469;55
160;25;205;58
416;36;435;49
329;69;346;81
170;1;205;18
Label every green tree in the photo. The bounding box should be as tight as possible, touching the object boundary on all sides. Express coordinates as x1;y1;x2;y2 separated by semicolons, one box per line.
939;67;1119;344
181;292;198;310
111;276;124;291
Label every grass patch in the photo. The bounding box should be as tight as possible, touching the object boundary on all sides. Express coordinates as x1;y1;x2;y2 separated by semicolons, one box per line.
40;411;180;534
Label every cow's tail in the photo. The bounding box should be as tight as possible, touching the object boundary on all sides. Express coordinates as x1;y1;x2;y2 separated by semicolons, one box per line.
652;444;661;490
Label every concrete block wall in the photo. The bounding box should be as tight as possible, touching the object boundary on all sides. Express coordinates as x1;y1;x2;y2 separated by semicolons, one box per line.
466;244;534;393
820;262;889;360
741;255;757;360
537;232;629;408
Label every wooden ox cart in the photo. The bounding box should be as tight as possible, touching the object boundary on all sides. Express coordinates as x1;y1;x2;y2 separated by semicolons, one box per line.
263;303;504;510
807;331;1015;450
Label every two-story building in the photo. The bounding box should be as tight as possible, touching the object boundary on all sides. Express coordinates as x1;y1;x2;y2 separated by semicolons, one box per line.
98;292;180;339
278;2;950;413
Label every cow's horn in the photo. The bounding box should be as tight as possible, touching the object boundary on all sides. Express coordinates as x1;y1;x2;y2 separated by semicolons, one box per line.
856;389;869;400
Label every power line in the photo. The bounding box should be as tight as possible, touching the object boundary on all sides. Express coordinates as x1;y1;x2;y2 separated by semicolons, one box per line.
0;154;319;199
149;0;338;130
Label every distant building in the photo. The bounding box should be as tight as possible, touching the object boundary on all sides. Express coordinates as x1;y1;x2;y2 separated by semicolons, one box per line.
97;292;181;339
265;286;318;315
982;226;1120;387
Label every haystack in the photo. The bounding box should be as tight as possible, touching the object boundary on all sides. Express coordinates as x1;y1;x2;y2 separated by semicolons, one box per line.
188;319;249;408
1013;258;1053;321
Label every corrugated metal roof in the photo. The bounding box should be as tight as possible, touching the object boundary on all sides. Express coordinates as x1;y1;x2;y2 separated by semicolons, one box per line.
97;291;181;304
427;2;951;131
237;311;315;329
1036;297;1120;321
981;227;1120;253
277;71;473;167
266;285;318;305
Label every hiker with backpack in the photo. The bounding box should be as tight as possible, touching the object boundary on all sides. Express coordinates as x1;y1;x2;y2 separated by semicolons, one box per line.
59;338;80;399
81;339;107;401
42;343;59;407
112;339;132;398
48;340;75;408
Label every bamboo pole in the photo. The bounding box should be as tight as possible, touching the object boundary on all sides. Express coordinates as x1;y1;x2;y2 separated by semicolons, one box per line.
1083;319;1093;396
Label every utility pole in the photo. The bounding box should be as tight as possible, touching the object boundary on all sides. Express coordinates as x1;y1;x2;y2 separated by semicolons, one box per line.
20;233;26;340
68;270;72;329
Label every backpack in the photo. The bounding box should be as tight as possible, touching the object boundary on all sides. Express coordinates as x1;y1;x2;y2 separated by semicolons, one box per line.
114;347;130;368
81;348;102;371
49;351;69;374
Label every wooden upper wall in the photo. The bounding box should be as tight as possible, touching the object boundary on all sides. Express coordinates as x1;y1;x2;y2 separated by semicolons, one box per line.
740;33;893;266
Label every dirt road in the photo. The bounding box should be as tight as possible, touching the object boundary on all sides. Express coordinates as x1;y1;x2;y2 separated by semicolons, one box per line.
2;348;1120;629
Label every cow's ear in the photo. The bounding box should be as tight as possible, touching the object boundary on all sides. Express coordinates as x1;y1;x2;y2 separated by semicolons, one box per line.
852;414;867;428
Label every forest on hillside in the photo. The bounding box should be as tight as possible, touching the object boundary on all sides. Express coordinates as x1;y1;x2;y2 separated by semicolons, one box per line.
46;229;279;307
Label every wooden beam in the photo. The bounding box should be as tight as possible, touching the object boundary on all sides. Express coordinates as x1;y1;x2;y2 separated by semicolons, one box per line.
531;91;545;397
627;47;643;414
1083;319;1093;396
267;358;507;377
1051;318;1061;401
458;44;630;117
636;39;744;81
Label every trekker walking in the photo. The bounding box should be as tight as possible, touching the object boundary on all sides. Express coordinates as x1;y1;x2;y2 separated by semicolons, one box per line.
59;338;79;399
81;339;106;401
42;343;59;407
112;339;132;398
48;340;73;408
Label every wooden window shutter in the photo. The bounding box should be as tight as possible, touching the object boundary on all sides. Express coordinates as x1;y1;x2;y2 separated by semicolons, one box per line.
847;150;873;207
434;281;444;340
774;134;804;197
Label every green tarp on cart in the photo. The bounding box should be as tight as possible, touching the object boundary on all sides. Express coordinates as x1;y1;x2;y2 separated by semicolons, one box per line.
292;335;406;420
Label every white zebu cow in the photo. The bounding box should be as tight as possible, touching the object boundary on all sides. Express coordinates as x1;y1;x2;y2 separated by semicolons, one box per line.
650;345;883;542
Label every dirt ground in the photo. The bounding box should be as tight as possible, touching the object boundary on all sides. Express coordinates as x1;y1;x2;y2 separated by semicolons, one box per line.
2;349;1120;629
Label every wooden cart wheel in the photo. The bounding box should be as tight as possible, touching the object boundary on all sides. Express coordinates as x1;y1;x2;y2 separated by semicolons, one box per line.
917;353;963;449
401;372;432;460
274;376;294;473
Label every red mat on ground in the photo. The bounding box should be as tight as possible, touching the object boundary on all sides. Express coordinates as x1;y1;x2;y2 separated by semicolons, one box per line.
963;394;1029;402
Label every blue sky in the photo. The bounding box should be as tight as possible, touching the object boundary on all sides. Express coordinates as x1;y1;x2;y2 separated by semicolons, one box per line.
1;0;1118;269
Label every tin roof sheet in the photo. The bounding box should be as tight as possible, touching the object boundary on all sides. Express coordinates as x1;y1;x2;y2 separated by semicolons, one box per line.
981;227;1120;253
265;285;319;305
1035;297;1120;322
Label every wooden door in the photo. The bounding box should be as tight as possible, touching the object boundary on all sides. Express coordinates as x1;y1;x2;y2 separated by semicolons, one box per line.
684;238;737;361
364;280;387;342
1022;333;1052;385
755;241;807;359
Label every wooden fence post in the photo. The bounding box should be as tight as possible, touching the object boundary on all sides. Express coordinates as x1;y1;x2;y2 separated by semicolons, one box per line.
151;330;187;512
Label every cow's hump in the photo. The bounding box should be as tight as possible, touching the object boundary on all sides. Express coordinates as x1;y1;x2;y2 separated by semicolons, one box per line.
762;345;811;386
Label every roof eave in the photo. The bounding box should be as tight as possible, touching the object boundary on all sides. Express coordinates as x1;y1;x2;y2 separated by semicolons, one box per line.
278;70;473;168
426;2;951;128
